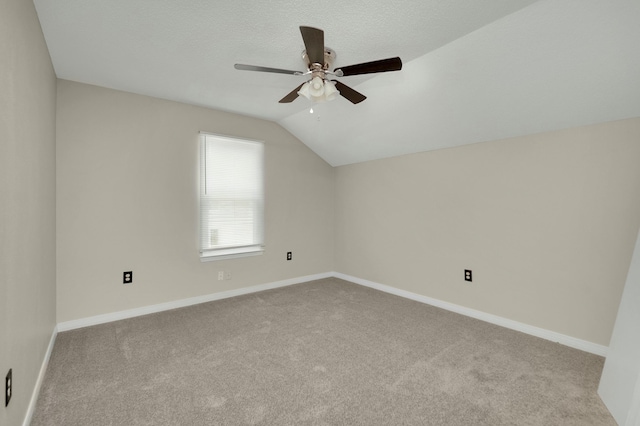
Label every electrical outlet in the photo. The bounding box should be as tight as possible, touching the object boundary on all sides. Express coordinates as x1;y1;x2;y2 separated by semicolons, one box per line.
224;271;232;280
465;269;472;282
217;271;224;281
123;271;133;284
287;252;292;261
5;368;12;407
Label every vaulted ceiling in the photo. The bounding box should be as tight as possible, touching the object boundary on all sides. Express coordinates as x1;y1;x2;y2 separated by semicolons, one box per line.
34;0;640;166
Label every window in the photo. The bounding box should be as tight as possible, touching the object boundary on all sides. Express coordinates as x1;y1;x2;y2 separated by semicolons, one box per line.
199;133;264;260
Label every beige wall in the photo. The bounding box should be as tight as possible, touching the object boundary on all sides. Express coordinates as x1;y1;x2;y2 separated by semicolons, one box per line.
54;79;640;347
335;118;640;346
0;0;57;424
56;80;334;323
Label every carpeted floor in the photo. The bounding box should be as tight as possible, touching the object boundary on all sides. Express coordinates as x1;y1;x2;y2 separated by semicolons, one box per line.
31;278;615;425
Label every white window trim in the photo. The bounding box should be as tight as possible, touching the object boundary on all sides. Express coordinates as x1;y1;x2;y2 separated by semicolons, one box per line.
198;132;265;261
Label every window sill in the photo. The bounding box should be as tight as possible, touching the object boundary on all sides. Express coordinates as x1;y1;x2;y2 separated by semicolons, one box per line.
200;247;264;262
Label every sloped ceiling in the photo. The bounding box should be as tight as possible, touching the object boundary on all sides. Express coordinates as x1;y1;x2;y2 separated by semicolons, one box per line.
34;0;640;166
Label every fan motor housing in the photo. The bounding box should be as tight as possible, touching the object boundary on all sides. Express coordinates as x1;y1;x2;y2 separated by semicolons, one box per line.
302;47;336;71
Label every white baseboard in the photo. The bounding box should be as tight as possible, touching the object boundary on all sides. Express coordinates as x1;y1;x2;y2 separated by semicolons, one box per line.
57;272;333;332
334;272;608;357
23;325;57;426
55;270;607;357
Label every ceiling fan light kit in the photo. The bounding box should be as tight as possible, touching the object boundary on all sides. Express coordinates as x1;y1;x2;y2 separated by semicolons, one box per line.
298;77;338;103
234;26;402;105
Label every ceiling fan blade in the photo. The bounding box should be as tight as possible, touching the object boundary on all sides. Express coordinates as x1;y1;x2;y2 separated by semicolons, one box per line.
235;63;302;75
300;26;325;65
279;83;305;103
333;81;366;104
335;57;402;77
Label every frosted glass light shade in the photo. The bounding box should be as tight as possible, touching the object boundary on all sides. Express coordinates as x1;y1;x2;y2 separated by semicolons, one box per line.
324;81;338;101
297;82;311;99
309;77;325;97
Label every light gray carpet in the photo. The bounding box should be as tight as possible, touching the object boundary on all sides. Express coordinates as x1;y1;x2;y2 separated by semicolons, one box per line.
31;278;615;425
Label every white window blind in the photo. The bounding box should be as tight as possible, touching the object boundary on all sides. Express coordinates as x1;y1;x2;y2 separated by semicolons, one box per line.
199;133;264;260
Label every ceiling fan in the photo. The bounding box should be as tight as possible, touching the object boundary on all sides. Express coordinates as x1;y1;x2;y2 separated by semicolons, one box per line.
234;26;402;105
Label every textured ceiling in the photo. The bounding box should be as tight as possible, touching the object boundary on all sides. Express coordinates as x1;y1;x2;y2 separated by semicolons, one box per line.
34;0;640;166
